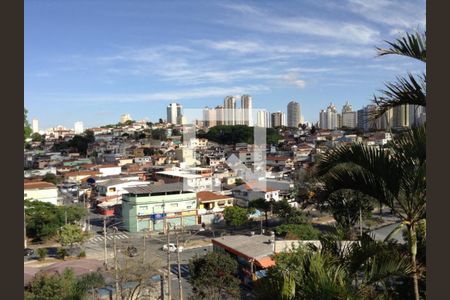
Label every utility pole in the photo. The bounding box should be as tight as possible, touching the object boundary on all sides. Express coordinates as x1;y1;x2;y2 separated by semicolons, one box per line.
166;222;172;300
359;207;363;237
176;231;183;300
142;229;146;264
113;227;119;300
103;216;108;270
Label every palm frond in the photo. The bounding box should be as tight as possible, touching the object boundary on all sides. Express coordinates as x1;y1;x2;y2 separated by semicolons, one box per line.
376;31;426;62
371;73;426;119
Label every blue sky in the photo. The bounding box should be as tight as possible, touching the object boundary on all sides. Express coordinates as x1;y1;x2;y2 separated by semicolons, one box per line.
25;0;425;129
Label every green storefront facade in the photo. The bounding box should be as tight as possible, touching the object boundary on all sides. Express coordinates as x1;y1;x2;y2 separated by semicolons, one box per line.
122;183;198;233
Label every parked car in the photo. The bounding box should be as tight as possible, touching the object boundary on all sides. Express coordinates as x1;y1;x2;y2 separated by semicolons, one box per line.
162;243;184;253
24;248;34;256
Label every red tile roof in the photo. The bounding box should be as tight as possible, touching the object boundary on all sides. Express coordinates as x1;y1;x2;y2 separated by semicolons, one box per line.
197;191;232;202
24;181;56;190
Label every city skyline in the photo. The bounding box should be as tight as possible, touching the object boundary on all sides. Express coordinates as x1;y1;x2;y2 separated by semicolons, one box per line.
25;0;425;129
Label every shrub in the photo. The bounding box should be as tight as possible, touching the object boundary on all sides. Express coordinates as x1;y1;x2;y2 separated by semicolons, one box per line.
37;248;47;261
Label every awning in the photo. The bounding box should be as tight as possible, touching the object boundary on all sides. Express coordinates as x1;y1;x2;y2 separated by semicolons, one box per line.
254;256;275;268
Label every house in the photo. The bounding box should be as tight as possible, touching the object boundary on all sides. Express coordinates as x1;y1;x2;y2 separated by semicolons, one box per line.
196;191;234;225
155;167;221;192
64;170;100;183
24;181;58;205
212;235;359;287
212;235;277;286
266;156;294;169
96;164;122;177
232;182;280;207
121;183;198;232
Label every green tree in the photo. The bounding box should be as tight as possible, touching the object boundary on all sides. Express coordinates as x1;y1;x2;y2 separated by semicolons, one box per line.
223;206;250;228
317;190;374;238
25;268;104;300
275;224;319;240
31;132;43;142
188;252;240;300
25;200;87;241
249;198;272;226
316;126;426;300
57;224;85;248
24;107;32;143
42;173;60;185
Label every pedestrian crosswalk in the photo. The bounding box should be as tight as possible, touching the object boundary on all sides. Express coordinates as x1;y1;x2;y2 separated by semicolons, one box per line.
88;233;129;243
170;264;190;278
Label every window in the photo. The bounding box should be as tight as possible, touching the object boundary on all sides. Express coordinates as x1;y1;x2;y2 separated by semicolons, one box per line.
170;203;178;207
140;206;148;210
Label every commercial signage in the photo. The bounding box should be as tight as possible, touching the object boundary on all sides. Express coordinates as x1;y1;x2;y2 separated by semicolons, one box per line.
150;213;166;220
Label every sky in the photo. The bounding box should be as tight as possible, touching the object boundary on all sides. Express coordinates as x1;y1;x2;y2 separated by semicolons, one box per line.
24;0;426;130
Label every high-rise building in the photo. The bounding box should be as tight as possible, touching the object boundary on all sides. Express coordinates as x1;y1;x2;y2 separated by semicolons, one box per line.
341;101;357;129
202;107;217;128
241;95;252;126
319;103;338;130
271;112;285;128
215;105;225;126
32;118;39;134
120;114;132;124
224;96;237;125
392;104;409;129
256;110;269;128
357;105;377;132
287;101;301;127
408;104;425;127
167;103;183;124
74;121;84;134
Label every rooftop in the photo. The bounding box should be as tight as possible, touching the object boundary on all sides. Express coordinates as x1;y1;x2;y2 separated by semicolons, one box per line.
124;182;189;195
197;191;233;202
212;234;274;260
24;181;57;190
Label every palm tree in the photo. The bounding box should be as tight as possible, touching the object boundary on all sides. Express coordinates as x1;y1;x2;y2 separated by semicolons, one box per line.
316;125;426;300
372;31;426;120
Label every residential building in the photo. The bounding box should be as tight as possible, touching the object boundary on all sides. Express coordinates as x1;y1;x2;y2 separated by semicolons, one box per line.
256;110;269;128
120;114;132;124
393;104;409;129
215;105;225;126
202;107;217;128
357;105;377;132
155;167;221;192
32;118;39;134
271;112;285;128
196;191;234;224
166;103;183;125
121;183;198;232
319;103;338;130
24;181;58;205
74;121;84;134
241;95;252;126
224;96;237;125
287;101;301;127
232;182;280;207
341;101;357;129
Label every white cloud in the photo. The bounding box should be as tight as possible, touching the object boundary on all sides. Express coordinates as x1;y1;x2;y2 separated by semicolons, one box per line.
346;0;426;32
283;72;306;89
39;85;271;103
219;3;380;45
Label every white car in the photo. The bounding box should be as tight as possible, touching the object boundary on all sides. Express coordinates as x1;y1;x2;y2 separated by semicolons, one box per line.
162;243;184;253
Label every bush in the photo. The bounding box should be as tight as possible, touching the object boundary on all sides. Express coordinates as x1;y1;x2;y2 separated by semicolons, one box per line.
78;250;86;258
57;247;68;260
37;248;47;261
275;223;320;240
